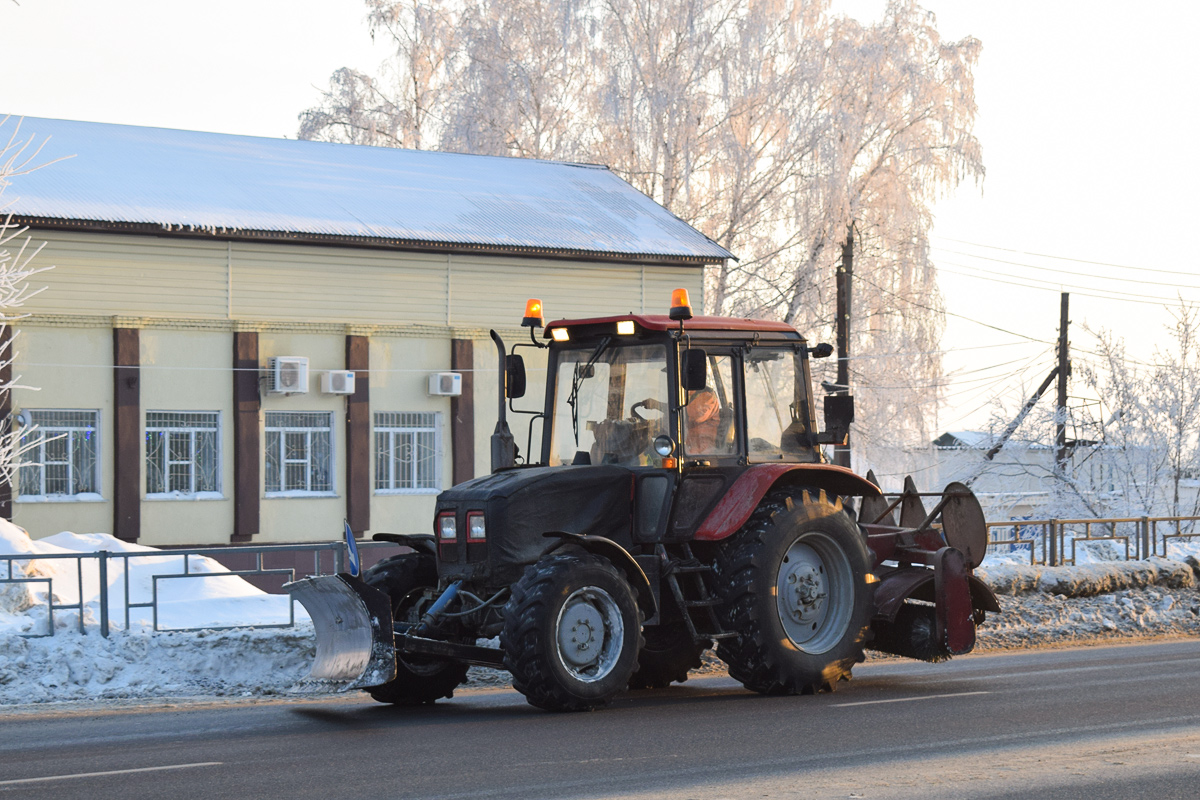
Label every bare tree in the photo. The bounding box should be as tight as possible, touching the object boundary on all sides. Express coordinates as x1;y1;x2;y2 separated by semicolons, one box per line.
0;117;58;495
1080;303;1200;523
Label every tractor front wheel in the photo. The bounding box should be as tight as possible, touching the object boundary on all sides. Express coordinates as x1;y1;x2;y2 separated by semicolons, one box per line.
501;553;643;711
360;553;470;705
715;489;873;695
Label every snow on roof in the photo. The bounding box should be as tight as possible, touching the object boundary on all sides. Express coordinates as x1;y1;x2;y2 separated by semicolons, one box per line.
3;116;733;262
933;431;996;449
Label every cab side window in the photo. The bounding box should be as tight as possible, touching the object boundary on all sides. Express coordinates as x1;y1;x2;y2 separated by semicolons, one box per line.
744;347;808;459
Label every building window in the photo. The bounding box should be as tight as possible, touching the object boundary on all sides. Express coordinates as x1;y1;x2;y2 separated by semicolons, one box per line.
265;411;333;495
374;412;440;493
146;411;220;497
18;410;101;499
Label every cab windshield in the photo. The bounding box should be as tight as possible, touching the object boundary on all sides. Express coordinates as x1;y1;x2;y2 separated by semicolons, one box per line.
549;342;669;467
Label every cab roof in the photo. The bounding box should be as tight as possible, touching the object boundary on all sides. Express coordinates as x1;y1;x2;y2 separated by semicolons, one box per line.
544;313;801;336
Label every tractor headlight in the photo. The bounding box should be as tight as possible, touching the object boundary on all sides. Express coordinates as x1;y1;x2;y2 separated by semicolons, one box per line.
438;512;457;540
653;435;676;457
467;511;487;541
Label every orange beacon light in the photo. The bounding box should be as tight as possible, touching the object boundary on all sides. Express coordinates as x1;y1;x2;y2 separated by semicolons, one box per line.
669;288;693;321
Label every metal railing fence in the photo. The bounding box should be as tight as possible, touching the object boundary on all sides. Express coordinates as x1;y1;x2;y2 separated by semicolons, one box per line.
0;540;396;638
984;515;1200;566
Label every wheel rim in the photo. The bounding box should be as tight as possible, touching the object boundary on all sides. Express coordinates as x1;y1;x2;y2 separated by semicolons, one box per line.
775;532;854;654
554;586;625;683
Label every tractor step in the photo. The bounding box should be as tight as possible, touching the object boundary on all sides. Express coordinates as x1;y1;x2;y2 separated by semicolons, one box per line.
659;543;732;642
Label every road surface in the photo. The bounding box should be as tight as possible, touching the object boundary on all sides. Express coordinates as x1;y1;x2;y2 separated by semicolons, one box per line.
2;639;1199;799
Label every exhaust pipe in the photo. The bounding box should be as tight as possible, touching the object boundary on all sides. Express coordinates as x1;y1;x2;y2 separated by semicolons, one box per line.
489;329;516;471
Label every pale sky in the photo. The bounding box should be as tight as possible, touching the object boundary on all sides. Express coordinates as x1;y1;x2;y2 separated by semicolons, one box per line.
3;0;1197;435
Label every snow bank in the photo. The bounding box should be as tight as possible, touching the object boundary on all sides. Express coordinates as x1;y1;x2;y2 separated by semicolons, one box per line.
977;557;1197;598
0;519;303;636
0;521;317;705
0;627;315;703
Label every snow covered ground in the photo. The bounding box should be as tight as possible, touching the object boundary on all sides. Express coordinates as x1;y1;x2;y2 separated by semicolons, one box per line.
1;520;1198;708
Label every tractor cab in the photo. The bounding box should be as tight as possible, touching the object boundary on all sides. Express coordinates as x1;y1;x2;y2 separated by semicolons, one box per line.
505;290;853;473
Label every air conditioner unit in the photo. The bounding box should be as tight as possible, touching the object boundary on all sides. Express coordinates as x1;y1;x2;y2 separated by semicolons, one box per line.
268;356;309;394
321;370;356;395
428;372;462;397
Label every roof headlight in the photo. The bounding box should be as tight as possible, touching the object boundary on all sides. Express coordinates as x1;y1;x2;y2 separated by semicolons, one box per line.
616;320;635;335
551;328;570;342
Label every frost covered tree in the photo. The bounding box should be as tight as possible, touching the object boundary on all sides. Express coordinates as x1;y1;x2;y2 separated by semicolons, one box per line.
1079;304;1200;524
0;118;56;502
300;0;983;448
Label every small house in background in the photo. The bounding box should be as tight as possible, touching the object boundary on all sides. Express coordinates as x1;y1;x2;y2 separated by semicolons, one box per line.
2;116;730;547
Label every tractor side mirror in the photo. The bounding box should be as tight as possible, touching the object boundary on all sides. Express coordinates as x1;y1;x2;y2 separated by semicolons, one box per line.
505;354;526;399
820;394;854;444
681;349;707;391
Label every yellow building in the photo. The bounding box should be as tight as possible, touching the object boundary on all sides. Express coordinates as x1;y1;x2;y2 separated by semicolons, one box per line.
3;117;729;546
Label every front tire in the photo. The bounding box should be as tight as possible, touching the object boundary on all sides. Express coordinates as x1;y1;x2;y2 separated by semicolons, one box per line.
501;553;643;711
715;489;873;695
360;553;469;705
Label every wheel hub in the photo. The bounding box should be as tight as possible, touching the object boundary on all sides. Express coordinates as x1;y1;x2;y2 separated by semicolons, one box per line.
557;599;606;667
783;563;827;625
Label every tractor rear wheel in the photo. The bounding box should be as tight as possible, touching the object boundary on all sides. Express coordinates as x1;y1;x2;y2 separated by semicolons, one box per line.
629;625;709;689
501;553;643;711
360;553;470;705
715;489;873;695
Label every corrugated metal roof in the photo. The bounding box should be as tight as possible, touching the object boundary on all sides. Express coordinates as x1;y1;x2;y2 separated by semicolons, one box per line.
3;116;732;262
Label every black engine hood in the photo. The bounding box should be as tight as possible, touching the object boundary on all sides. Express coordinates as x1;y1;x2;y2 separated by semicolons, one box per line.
435;465;635;586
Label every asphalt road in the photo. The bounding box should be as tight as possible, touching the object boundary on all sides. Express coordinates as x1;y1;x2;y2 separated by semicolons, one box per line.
3;639;1200;799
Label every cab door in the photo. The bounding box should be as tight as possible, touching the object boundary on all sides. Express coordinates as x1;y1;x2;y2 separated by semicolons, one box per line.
664;350;742;541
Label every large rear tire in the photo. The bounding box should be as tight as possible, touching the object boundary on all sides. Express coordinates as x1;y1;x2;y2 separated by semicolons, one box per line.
501;553;643;711
360;553;469;705
715;489;873;695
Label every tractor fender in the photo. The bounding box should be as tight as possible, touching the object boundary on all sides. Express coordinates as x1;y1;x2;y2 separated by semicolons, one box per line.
693;463;882;541
543;531;657;619
872;566;1001;622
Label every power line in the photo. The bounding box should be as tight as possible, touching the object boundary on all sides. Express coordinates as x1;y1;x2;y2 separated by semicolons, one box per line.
935;262;1200;308
933;235;1200;278
932;245;1200;290
855;272;1056;345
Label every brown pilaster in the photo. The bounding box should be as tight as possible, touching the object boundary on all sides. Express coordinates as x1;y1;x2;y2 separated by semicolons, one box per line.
232;331;260;542
113;327;140;542
0;324;12;520
345;334;370;535
450;339;475;486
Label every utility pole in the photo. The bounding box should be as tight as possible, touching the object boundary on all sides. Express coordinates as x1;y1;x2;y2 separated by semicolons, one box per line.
834;226;853;468
1055;292;1071;477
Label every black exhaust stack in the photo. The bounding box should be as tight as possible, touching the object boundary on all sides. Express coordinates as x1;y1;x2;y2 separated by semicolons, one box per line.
489;329;516;471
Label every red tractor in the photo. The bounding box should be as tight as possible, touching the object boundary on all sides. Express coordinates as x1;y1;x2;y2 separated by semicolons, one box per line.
289;291;998;711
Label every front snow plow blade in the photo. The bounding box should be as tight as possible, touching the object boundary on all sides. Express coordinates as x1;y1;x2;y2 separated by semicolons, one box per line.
287;574;397;690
